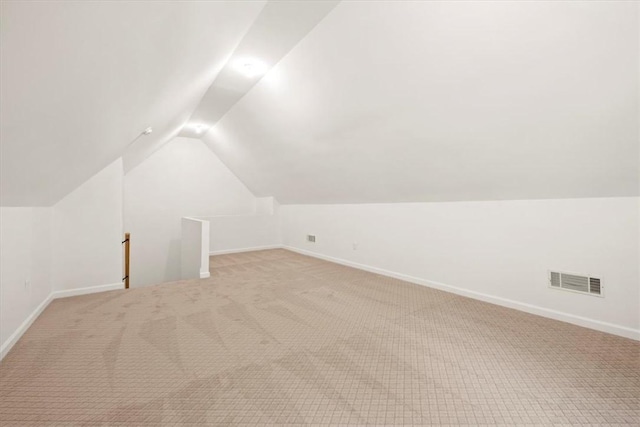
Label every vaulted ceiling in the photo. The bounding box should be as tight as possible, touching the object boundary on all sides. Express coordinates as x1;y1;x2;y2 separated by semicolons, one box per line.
2;1;639;206
1;1;265;206
203;1;639;203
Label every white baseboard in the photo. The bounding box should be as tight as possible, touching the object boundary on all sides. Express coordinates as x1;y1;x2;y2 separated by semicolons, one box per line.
0;294;53;361
200;272;211;279
3;247;637;364
52;282;124;299
284;246;640;341
1;282;125;361
209;244;283;256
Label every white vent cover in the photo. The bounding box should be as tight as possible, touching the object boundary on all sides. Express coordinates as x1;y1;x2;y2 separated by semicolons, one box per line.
549;271;603;297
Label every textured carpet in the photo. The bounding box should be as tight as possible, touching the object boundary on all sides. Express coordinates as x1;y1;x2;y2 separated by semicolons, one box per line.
0;249;638;426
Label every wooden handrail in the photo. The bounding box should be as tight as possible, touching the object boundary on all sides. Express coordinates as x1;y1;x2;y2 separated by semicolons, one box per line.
123;232;130;289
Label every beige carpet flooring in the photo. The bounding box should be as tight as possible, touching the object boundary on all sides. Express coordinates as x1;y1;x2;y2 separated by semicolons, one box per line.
1;249;638;426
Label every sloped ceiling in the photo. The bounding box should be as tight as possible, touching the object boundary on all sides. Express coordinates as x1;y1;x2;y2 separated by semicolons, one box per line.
203;1;639;203
1;0;265;206
177;1;339;141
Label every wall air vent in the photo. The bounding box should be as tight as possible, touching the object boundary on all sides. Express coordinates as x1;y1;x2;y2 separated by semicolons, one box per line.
548;271;603;297
307;235;316;243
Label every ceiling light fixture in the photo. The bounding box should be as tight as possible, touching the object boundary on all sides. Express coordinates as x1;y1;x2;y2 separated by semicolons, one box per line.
142;127;153;135
234;58;268;78
185;122;210;136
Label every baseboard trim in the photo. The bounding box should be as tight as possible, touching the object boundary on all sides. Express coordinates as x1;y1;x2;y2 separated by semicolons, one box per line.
200;272;211;279
52;282;125;299
0;293;53;361
209;244;283;256
1;282;126;362
3;247;637;363
283;246;640;341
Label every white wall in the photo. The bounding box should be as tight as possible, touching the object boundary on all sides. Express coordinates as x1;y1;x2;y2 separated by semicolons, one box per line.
124;137;257;287
181;217;210;280
281;197;640;338
255;196;278;215
204;214;281;255
0;207;52;353
52;159;124;292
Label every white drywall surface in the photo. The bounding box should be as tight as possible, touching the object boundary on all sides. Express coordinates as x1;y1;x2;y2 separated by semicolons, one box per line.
1;1;266;206
204;214;281;255
0;207;52;351
52;159;124;292
181;217;210;280
124;137;256;287
206;1;639;204
280;197;640;336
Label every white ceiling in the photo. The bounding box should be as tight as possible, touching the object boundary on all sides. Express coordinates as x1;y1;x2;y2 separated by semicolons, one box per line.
1;0;265;206
178;1;340;140
203;1;639;203
2;1;638;207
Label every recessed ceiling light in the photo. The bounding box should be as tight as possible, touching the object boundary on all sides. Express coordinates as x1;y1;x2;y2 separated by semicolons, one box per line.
142;127;153;135
185;122;210;135
234;58;268;78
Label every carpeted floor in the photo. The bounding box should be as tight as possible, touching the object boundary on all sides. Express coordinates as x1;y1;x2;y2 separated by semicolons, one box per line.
0;249;638;425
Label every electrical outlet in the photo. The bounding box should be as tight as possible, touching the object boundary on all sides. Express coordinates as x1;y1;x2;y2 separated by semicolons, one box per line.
352;242;358;250
24;278;30;289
